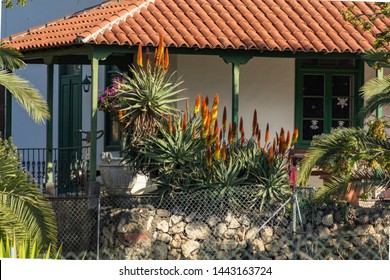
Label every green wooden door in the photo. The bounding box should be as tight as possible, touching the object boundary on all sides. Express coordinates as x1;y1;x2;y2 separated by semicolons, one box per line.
58;71;82;194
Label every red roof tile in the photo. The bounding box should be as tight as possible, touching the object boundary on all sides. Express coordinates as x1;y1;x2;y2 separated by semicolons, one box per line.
3;0;389;53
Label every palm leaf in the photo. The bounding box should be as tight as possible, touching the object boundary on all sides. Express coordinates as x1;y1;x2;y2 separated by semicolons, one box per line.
0;45;26;70
360;92;390;117
0;70;50;123
359;74;390;99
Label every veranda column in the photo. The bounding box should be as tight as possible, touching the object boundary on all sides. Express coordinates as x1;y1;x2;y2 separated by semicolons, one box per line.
220;53;253;130
90;54;99;182
46;63;54;184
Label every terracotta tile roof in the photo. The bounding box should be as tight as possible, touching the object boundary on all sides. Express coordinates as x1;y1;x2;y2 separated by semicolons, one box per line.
3;0;389;53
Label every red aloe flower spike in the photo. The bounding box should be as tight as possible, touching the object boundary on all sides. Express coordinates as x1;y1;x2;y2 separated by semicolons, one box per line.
222;106;227;134
221;142;227;161
210;93;219;123
212;120;219;143
257;131;261;149
232;122;237;139
181;113;187;131
228;123;233;144
164;47;169;70
202;114;210;139
252;109;257;137
240;130;245;146
137;43;143;67
219;130;223;142
268;146;274;165
202;107;209;128
173;122;177;137
192;126;197;140
214;138;221;161
286;130;291;149
239;116;244;134
145;47;151;72
168;115;173;134
265;123;270;143
206;146;212;166
291;125;299;146
194;94;201;116
272;138;277;155
279;128;286;155
205;96;209;107
156;34;165;67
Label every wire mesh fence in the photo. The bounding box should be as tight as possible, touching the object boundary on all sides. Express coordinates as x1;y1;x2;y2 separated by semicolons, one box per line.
48;187;390;260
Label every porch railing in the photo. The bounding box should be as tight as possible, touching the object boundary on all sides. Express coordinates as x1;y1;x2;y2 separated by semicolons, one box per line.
17;146;92;197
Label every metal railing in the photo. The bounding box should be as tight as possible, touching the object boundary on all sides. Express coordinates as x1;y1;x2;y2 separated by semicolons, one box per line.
17;146;91;197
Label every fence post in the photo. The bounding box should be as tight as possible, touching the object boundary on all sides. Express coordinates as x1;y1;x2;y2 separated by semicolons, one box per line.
96;196;101;260
292;188;297;234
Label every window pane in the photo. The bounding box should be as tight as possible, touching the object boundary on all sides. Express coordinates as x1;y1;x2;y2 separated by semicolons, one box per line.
332;76;352;97
332;120;352;129
303;97;324;118
332;97;351;119
302;120;323;141
303;75;324;96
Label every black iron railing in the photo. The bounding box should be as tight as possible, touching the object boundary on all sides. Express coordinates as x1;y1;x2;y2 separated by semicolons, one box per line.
17;146;91;197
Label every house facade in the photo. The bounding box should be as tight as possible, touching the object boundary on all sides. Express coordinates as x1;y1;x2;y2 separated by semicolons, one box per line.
1;0;389;195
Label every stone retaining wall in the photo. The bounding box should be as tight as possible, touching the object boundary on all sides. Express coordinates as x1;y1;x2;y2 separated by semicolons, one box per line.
100;203;390;260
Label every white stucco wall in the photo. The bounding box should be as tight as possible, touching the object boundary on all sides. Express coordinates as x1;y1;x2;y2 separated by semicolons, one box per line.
176;55;295;142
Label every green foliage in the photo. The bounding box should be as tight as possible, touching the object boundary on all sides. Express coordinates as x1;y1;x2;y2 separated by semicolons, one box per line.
0;138;57;252
0;235;62;259
135;95;293;211
298;125;390;203
341;3;390;69
0;45;50;124
4;0;27;8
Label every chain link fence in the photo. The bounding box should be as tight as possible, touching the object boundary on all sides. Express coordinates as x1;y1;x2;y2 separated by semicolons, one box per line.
48;187;390;260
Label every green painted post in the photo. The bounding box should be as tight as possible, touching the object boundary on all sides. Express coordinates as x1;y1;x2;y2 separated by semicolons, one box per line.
46;64;54;184
376;68;383;118
232;63;240;129
90;55;99;181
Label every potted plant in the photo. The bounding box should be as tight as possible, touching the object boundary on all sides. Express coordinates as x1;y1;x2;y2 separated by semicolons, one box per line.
98;35;186;195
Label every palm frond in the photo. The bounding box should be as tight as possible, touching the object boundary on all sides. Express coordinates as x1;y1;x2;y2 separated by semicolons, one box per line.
0;45;26;70
360;92;390;117
0;139;57;250
359;74;390;99
297;128;367;186
0;71;50;123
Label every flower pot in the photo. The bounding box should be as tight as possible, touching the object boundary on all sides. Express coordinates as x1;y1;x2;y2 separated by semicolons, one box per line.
99;152;135;195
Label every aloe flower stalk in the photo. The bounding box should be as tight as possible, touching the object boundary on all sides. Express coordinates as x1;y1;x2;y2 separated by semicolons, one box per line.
168;115;173;134
222;106;227;134
206;146;212;166
221;142;227;160
194;94;201;116
137;43;143;67
252;109;257;137
164;48;169;70
265;123;270;143
214;138;221;161
279;127;286;155
181;112;187;131
286;130;291;149
228;123;233;144
291;125;299;146
268;146;274;165
210;93;219;123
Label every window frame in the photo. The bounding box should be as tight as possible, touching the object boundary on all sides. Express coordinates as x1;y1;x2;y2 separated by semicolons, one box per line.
294;58;364;149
